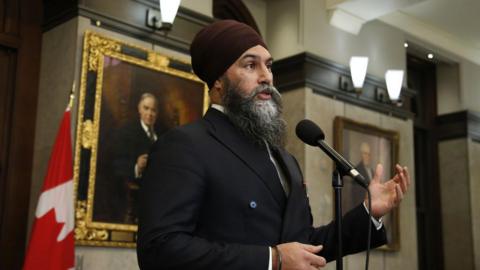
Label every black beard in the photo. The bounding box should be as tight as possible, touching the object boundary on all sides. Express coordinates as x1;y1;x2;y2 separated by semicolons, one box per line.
222;79;287;149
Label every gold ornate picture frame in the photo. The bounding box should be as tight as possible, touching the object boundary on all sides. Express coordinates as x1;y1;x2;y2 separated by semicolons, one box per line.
74;31;208;247
334;116;400;251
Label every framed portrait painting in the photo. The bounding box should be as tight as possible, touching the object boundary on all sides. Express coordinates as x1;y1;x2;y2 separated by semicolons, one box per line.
334;116;400;251
73;31;208;247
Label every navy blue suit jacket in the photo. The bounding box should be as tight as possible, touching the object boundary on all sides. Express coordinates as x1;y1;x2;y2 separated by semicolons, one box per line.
137;108;386;269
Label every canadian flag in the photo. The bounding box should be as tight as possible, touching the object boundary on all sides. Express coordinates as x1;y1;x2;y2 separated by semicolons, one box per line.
23;109;75;270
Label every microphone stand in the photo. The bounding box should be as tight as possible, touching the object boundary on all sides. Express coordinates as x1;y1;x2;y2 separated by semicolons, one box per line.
332;169;343;270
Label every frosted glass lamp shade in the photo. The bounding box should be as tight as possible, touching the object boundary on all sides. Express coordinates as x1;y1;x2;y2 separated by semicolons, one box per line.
159;0;181;25
349;56;369;88
385;70;404;100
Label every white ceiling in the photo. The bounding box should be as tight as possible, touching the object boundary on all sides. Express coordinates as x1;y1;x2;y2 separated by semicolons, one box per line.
326;0;480;64
399;0;480;49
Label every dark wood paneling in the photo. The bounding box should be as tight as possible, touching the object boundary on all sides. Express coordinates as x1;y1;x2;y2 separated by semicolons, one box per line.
0;32;19;47
42;0;78;31
272;52;415;119
436;110;480;142
0;0;4;31
0;0;20;35
0;0;42;269
407;53;444;270
0;46;16;247
436;111;468;140
468;111;480;142
0;0;21;47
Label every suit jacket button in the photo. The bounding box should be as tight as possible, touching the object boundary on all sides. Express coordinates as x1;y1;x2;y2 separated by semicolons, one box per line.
249;201;257;209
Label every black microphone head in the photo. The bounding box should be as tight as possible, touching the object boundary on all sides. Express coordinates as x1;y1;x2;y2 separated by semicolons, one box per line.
295;119;325;146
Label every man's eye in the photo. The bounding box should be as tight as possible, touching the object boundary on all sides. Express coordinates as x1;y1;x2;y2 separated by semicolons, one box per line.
245;63;255;69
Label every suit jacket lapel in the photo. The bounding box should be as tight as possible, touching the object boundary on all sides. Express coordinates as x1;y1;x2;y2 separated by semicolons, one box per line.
203;108;287;209
137;120;151;142
272;147;306;241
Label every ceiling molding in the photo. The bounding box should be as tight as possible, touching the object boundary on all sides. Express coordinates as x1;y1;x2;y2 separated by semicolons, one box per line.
327;8;364;35
326;0;425;35
380;11;480;65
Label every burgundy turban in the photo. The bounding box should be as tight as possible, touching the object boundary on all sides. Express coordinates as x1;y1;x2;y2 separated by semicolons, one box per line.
190;20;268;89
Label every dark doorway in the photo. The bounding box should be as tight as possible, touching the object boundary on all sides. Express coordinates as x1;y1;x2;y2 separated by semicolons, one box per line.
0;0;42;269
407;54;444;270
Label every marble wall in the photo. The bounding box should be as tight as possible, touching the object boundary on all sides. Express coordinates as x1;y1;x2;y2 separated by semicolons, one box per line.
437;63;461;115
438;139;475;270
75;247;137;270
29;18;80;239
469;140;480;270
181;0;213;17
459;60;480;112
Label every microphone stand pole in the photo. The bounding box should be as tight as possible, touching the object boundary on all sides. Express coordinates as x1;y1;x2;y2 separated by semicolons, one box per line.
333;169;343;270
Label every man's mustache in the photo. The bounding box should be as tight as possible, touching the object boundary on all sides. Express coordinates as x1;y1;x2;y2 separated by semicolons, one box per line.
246;84;281;99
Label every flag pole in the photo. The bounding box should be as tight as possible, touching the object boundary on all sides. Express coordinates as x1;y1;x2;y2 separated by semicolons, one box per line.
68;81;75;111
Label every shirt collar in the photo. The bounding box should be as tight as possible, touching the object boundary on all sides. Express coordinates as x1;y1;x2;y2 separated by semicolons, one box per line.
211;103;225;113
140;119;149;132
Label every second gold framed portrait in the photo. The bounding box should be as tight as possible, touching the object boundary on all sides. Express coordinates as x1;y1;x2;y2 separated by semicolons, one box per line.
334;116;400;251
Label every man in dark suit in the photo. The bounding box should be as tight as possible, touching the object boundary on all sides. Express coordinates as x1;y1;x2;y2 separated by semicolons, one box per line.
112;92;159;224
137;20;410;269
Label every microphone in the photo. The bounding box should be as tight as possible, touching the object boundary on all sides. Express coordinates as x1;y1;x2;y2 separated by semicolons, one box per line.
295;119;368;189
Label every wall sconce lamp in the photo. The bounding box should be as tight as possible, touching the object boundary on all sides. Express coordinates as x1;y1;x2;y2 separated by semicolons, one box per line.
385;69;404;101
350;56;369;89
146;0;181;32
375;69;404;106
339;56;369;95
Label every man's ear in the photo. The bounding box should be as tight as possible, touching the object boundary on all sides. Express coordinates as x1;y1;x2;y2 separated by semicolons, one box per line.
209;79;224;104
213;79;223;92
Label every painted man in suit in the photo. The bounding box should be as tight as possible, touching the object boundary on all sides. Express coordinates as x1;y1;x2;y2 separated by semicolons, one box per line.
346;142;376;210
356;142;374;182
137;20;410;270
112;92;159;224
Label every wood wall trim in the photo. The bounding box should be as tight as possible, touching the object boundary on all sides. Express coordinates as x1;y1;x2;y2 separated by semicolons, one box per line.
436;110;480;142
0;33;21;48
272;52;415;119
78;7;192;54
43;0;78;31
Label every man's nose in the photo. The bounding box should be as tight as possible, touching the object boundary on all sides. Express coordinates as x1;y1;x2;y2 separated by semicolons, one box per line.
258;64;272;85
